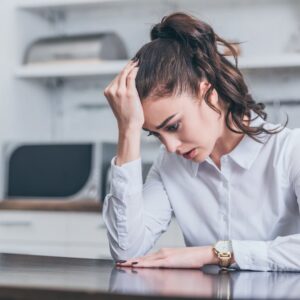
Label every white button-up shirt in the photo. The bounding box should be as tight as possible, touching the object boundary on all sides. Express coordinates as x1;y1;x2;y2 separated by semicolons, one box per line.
103;116;300;271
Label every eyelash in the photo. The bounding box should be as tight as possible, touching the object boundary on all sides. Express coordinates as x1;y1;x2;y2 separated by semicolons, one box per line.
147;122;180;137
167;122;180;132
147;132;159;137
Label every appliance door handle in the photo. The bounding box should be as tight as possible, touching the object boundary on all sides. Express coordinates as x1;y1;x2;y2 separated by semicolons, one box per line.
0;220;32;227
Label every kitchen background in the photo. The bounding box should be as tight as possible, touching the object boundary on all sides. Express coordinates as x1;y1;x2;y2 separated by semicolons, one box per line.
0;0;299;259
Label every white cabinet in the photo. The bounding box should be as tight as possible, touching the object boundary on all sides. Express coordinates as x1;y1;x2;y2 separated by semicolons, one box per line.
0;211;184;258
0;211;109;258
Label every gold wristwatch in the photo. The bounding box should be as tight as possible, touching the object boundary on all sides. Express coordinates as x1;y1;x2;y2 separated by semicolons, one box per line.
213;240;233;268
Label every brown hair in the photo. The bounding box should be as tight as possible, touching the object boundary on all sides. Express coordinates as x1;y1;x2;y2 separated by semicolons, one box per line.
133;12;284;141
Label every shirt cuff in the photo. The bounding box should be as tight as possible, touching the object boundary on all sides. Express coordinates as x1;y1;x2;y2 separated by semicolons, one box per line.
110;156;143;200
232;240;270;271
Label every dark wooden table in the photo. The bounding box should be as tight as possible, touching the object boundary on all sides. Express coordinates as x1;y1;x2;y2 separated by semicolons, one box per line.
0;253;299;300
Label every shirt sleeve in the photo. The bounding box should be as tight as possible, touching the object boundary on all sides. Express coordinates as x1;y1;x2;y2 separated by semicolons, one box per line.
231;129;300;271
102;147;173;261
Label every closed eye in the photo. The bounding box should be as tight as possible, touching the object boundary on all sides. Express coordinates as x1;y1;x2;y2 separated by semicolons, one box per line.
166;122;180;132
145;121;180;138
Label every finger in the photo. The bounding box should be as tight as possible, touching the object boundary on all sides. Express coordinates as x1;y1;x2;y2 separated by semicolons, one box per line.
115;247;182;267
126;66;139;90
111;61;133;87
115;257;146;267
117;60;138;90
115;253;164;268
131;259;169;268
115;254;154;266
105;60;136;96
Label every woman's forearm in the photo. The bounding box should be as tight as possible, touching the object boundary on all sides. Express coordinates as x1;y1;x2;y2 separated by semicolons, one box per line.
116;128;141;166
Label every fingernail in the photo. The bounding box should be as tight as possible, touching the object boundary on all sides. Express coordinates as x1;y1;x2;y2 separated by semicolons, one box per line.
116;260;127;264
131;262;138;265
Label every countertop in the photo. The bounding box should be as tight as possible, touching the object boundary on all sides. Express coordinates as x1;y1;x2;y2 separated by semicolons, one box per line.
0;253;299;299
0;199;101;212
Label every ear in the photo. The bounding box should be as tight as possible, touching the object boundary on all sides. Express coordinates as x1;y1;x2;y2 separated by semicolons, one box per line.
199;80;210;97
199;80;218;105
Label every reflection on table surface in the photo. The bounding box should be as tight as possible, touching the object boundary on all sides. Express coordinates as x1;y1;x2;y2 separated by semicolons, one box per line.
110;264;300;299
0;253;299;299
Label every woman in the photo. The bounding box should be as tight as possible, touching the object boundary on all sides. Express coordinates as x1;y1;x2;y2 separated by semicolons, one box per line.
103;12;300;271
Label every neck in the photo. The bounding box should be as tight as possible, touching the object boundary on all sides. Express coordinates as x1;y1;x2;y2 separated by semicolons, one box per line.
210;113;249;169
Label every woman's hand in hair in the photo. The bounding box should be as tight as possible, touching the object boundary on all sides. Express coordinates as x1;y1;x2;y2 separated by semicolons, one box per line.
104;60;144;132
115;246;219;269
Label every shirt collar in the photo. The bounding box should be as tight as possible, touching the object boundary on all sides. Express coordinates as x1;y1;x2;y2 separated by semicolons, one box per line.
227;113;273;170
189;160;200;177
188;112;272;176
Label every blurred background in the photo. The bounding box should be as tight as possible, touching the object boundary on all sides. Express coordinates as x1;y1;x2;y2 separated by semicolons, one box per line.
0;0;299;259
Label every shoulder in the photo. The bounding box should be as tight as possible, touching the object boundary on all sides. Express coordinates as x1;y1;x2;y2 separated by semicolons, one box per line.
274;127;300;159
283;128;300;177
269;126;300;182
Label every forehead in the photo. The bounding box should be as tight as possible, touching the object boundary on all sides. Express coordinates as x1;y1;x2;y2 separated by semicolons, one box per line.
142;93;194;129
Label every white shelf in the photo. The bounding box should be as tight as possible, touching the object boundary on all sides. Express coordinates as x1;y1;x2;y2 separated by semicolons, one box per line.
16;0;124;10
15;60;128;78
17;0;300;10
237;53;300;70
15;54;300;79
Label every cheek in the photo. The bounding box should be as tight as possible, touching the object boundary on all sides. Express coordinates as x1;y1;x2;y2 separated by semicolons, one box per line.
183;112;220;148
200;106;221;135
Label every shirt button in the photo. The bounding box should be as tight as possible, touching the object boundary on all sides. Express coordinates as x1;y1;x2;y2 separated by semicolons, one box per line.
118;207;124;214
222;180;228;188
115;174;124;182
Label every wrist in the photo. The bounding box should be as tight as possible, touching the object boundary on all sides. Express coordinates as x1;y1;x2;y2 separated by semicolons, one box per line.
118;123;142;135
116;128;141;166
207;246;220;265
212;240;235;268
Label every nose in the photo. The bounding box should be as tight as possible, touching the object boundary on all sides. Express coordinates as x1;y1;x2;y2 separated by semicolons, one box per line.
164;136;181;153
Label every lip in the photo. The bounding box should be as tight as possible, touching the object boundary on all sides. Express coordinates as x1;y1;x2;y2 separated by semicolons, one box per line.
182;148;197;160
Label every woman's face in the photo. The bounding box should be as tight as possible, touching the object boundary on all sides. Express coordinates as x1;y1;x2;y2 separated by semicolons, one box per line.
142;86;225;163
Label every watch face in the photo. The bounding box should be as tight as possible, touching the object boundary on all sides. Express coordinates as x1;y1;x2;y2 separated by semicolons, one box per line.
215;240;233;253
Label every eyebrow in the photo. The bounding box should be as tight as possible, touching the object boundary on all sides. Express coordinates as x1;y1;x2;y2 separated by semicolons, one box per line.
142;113;178;132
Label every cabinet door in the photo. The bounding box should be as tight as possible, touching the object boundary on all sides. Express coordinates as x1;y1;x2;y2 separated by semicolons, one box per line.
0;211;111;259
0;211;68;243
0;211;184;258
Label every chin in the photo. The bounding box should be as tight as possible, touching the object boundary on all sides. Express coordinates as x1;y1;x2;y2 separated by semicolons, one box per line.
192;150;209;163
192;156;205;163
